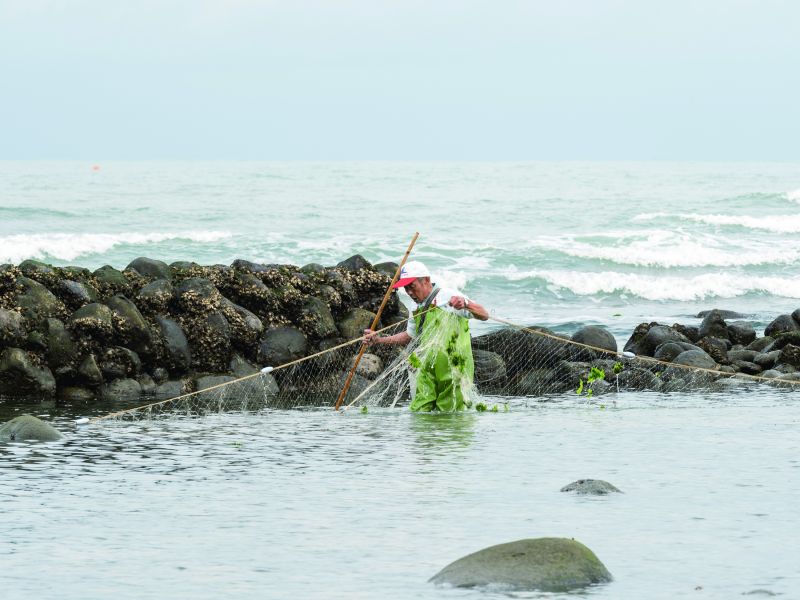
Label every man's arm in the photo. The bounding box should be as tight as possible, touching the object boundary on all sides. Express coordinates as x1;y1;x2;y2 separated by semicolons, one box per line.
363;329;412;347
448;296;489;321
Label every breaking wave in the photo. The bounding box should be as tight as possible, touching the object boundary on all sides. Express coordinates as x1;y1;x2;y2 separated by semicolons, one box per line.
500;268;800;302
634;212;800;234
0;231;232;264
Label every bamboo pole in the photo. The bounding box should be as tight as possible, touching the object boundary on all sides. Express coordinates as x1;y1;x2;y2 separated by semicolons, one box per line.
334;232;419;410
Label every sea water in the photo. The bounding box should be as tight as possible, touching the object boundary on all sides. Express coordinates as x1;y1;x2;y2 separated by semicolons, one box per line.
1;161;799;598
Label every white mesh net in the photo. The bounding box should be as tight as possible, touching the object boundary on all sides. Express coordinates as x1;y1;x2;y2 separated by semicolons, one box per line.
92;312;800;422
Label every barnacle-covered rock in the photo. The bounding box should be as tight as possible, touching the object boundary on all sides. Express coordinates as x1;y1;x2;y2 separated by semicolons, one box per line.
68;303;114;342
136;279;174;314
337;308;376;340
107;295;153;354
298;296;337;340
258;326;307;367
56;279;98;310
155;315;191;373
175;277;222;314
16;276;66;323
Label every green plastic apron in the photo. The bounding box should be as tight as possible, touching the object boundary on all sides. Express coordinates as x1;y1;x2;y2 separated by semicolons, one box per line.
409;306;475;412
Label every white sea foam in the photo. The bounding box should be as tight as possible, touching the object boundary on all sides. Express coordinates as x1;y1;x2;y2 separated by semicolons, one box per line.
0;231;232;264
635;212;800;233
786;189;800;203
501;268;800;301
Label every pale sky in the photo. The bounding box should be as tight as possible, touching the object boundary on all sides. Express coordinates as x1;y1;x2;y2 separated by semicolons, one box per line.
0;0;797;160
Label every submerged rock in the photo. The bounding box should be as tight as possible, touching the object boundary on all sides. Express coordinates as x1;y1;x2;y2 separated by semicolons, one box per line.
561;479;622;495
429;538;612;592
0;414;61;442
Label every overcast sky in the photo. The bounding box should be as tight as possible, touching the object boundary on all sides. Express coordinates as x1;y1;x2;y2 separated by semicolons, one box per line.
0;0;797;160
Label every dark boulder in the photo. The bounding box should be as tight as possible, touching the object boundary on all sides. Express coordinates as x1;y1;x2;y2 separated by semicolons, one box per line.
258;327;308;367
299;263;326;275
57;279;98;309
672;323;700;343
0;347;57;398
155;316;191;373
754;350;781;369
673;349;716;369
473;349;507;387
640;325;690;356
99;347;141;379
97;378;142;402
696;309;745;319
728;321;756;346
571;325;617;353
59;386;96;403
746;336;774;352
338;308;377;340
126;257;171;281
429;538;612;592
0;415;61;442
698;309;729;341
474;326;569;374
778;344;800;368
336;254;372;272
231;259;272;274
654;341;698;362
373;261;399;279
731;360;762;375
696;336;729;364
78;354;104;386
765;314;799;338
46;318;77;371
220;297;264;347
92;265;129;293
107;295;152;353
560;479;621;494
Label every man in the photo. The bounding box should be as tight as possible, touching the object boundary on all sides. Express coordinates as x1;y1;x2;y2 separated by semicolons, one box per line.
364;260;488;412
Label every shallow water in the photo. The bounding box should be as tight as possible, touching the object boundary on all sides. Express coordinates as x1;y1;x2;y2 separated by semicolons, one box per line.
2;388;798;599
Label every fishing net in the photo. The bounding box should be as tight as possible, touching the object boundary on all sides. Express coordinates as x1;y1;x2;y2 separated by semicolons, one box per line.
93;311;800;422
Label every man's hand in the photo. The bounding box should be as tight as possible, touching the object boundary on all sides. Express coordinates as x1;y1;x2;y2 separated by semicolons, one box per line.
363;329;379;346
449;296;469;311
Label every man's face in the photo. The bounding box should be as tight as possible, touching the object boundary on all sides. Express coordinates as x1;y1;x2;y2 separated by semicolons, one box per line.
403;277;432;303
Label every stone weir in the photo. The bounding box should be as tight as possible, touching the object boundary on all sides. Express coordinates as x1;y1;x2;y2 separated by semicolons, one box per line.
0;256;408;404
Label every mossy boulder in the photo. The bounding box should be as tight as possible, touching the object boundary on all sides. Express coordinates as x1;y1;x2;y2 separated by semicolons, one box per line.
561;479;622;495
92;265;129;295
0;308;26;346
0;348;57;398
46;318;78;370
429;538;612;592
0;414;61;442
78;354;104;386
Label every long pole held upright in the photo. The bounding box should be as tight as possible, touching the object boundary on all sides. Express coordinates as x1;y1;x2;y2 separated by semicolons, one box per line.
334;232;420;410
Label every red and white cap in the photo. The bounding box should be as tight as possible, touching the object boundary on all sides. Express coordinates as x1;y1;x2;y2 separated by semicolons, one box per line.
392;260;431;288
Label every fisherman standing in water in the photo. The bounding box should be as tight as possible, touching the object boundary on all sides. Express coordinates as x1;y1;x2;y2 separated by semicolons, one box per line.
363;261;489;412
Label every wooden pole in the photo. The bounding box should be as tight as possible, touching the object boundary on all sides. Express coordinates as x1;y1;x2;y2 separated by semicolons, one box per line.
334;232;419;410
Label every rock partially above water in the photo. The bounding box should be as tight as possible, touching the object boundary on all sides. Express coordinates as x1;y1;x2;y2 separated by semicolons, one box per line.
560;479;622;495
0;414;61;442
429;537;612;592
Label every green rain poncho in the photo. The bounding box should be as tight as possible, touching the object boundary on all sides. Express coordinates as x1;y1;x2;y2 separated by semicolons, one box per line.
408;304;475;412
